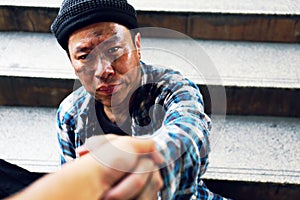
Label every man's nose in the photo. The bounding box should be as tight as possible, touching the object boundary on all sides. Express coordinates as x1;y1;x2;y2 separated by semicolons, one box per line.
95;58;114;80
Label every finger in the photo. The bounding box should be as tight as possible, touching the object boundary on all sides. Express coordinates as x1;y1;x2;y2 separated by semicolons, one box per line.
87;136;164;175
129;137;156;153
84;134;119;152
76;134;118;157
149;151;165;165
129;138;164;164
103;158;155;200
112;137;164;164
136;167;163;200
85;135;164;164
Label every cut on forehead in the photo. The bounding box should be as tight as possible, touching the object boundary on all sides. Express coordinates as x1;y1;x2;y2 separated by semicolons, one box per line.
68;22;133;51
70;22;130;38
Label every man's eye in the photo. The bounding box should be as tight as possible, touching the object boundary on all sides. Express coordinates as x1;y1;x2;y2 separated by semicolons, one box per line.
107;47;120;54
78;54;88;60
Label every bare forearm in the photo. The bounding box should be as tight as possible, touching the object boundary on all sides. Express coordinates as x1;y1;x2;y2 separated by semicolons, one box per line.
6;136;164;200
7;155;107;200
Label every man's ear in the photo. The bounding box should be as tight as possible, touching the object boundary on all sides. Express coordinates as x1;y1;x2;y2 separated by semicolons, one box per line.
134;32;141;59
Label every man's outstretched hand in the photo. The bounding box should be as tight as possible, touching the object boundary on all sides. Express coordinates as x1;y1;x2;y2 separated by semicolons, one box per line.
78;135;164;200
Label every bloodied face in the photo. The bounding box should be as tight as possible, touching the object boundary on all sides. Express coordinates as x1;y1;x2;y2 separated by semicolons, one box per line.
68;22;141;107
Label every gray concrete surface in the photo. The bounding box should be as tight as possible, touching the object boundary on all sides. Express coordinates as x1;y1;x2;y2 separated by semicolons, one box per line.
1;32;300;89
206;115;300;184
1;0;300;15
0;106;299;184
0;106;59;172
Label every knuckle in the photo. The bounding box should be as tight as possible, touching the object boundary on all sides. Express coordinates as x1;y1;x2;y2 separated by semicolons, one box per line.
153;172;164;190
134;175;148;189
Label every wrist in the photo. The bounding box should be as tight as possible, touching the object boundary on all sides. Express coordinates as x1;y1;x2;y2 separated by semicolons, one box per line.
77;154;111;198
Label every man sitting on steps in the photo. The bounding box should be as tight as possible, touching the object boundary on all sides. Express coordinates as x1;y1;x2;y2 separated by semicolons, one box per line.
51;0;229;199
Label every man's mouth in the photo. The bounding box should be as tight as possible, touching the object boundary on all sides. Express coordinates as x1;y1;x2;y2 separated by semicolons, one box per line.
96;85;119;95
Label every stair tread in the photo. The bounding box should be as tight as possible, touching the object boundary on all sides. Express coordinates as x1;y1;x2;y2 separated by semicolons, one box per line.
0;106;299;184
1;0;300;15
1;32;300;89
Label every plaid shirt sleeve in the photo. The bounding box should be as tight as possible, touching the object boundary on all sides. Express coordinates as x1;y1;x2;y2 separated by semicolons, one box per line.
56;87;90;165
147;69;225;199
56;97;78;165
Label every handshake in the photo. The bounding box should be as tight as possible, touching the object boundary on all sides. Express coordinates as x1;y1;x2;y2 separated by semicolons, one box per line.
7;135;165;200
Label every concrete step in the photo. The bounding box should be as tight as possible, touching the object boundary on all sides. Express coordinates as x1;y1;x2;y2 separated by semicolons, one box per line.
0;0;299;43
0;32;299;117
2;0;300;14
0;106;59;173
0;106;299;189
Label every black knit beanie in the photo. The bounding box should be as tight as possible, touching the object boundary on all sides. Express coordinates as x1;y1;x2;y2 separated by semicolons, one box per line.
51;0;139;50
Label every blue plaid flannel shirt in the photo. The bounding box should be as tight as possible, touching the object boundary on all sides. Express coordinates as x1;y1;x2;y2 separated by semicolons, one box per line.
56;63;228;199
